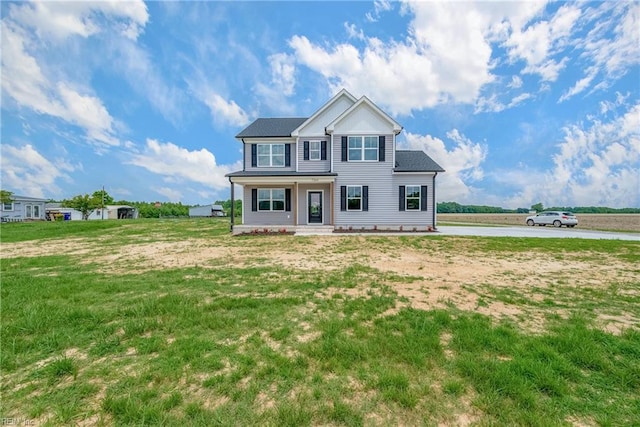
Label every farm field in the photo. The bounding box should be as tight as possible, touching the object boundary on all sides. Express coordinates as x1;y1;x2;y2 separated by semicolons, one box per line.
1;219;639;426
438;213;640;232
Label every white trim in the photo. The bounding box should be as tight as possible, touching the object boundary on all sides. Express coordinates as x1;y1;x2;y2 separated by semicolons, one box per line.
2;202;14;211
309;140;322;161
257;188;286;212
347;135;379;162
330;134;334;172
306;189;324;225
325;96;402;134
257;143;285;167
231;176;336;185
405;185;421;211
291;89;357;137
346;185;363;212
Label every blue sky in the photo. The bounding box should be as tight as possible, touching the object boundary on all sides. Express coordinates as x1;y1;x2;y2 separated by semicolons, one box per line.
1;1;638;208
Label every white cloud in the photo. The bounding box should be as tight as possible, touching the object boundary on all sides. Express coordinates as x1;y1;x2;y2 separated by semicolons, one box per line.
153;187;184;203
366;0;393;22
0;2;149;148
505;103;640;208
202;92;251;127
254;53;298;115
559;3;639;100
8;0;148;40
508;75;523;89
0;144;76;198
505;4;580;81
288;1;560;115
128;139;243;192
401;130;488;202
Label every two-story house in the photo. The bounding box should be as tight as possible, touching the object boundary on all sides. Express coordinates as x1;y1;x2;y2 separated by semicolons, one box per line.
226;89;444;234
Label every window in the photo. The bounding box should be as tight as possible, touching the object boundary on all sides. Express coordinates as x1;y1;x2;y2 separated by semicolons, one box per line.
26;205;32;218
257;144;285;167
347;186;362;211
258;189;285;211
347;136;378;161
399;185;427;212
406;185;421;210
33;205;40;218
309;141;321;160
2;202;13;211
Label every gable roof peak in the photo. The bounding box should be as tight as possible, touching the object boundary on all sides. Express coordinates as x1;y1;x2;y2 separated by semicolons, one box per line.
325;95;403;135
291;89;357;137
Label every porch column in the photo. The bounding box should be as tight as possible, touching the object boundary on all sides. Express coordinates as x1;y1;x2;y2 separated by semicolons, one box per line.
293;182;298;225
229;178;234;232
329;181;334;225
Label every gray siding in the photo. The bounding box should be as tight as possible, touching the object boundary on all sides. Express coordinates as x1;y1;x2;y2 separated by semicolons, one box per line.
332;134;436;227
296;184;331;225
297;139;331;173
242;186;294;226
243;142;297;172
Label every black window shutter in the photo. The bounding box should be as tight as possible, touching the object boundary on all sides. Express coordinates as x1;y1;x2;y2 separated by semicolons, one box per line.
321;141;327;160
340;186;346;211
251;145;257;167
379;136;385;162
363;186;369;211
285;189;291;211
421;186;428;211
341;136;347;162
285;144;291;167
252;189;257;211
399;186;405;211
303;141;309;160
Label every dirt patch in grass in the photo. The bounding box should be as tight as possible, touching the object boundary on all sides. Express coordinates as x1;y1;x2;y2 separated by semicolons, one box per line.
3;235;637;335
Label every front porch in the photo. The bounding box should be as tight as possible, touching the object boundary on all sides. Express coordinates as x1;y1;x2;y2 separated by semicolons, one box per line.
227;172;337;232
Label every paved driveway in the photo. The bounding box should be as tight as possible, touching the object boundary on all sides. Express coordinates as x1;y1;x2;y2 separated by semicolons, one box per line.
437;225;640;241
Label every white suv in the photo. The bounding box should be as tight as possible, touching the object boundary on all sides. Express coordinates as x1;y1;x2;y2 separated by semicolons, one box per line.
526;211;578;228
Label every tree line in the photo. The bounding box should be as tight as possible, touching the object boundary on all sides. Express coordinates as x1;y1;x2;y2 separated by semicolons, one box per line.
436;201;640;214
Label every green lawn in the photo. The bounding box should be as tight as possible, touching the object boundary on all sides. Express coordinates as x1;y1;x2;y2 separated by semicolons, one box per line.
1;219;639;426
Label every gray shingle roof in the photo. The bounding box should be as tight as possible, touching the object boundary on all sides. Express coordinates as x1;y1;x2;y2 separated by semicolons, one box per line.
394;150;445;172
236;118;308;138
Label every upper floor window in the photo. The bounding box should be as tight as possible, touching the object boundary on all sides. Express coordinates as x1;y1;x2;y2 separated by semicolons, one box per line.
348;136;378;161
309;141;321;161
257;144;285;167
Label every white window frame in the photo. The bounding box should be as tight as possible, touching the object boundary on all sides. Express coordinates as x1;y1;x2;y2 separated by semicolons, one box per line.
257;144;285;167
348;136;378;162
2;201;13;211
405;185;421;211
26;205;33;218
346;185;362;211
33;205;40;218
309;140;321;161
258;188;286;211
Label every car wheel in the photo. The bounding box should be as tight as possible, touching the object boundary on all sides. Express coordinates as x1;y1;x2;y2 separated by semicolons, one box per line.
553;220;562;227
527;219;534;226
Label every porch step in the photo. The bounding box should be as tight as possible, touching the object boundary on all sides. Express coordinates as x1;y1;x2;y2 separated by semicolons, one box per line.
294;226;335;236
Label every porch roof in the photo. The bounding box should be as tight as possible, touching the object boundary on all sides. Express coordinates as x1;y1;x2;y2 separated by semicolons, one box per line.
227;171;337;184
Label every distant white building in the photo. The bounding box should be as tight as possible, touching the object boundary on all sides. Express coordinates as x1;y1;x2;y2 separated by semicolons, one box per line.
45;203;83;221
88;205;138;220
189;204;225;217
